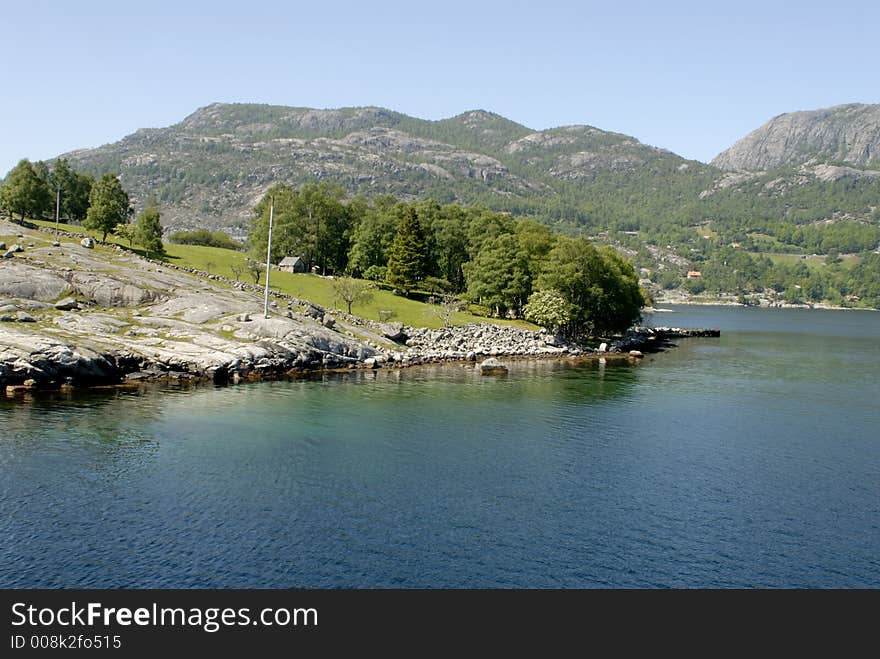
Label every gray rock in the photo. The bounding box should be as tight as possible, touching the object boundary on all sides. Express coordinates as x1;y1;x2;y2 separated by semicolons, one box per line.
479;357;509;375
713;103;880;171
15;311;36;322
0;262;73;302
238;313;252;322
80;237;95;248
542;333;563;346
322;315;336;329
0;242;5;250
380;322;408;342
54;297;79;311
69;271;158;307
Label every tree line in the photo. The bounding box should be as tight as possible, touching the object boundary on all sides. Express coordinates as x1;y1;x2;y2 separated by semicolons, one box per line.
0;158;164;256
249;183;645;338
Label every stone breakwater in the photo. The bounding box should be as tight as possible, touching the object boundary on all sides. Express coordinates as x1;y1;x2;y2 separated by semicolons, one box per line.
401;324;579;361
611;326;721;353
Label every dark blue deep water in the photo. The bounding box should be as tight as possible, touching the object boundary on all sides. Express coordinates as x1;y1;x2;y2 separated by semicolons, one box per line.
2;306;879;588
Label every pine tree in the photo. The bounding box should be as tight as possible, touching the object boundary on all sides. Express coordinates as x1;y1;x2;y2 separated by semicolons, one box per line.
385;208;428;294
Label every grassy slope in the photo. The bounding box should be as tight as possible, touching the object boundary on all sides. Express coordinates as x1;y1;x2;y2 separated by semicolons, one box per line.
29;219;534;329
765;252;861;270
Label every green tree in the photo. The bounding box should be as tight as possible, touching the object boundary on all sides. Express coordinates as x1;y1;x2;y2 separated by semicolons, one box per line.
463;233;532;316
347;196;402;276
113;223;136;247
523;289;573;333
514;219;556;280
246;258;262;285
250;182;352;273
420;202;470;293
537;237;642;338
592;245;645;336
52;159;93;221
167;229;242;250
85;173;131;240
135;199;164;256
32;160;54;194
385;208;429;294
332;277;374;315
0;159;52;222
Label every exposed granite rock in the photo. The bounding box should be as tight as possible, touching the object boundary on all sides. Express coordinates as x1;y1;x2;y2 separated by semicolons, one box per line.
380;322;408;342
53;297;80;311
712;103;880;171
0;220;376;389
0;262;73;301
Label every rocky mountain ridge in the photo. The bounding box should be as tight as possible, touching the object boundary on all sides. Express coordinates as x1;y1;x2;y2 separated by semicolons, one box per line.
712;103;880;171
60;102;707;233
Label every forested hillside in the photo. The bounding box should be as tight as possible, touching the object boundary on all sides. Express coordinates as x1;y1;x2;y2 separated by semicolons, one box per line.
4;102;879;308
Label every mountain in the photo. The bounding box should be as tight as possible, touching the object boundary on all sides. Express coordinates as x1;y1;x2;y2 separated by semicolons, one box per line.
712;103;880;171
32;102;880;307
61;102;710;234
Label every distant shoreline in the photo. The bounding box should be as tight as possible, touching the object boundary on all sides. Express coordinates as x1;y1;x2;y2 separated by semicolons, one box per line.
651;299;878;312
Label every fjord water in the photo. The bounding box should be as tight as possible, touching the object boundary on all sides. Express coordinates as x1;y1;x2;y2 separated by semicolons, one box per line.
2;306;878;588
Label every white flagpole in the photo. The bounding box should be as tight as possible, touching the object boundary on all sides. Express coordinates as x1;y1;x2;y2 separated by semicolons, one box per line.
263;197;274;319
55;187;60;242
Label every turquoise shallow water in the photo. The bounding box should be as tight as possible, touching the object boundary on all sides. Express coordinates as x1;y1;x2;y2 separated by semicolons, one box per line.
1;306;878;588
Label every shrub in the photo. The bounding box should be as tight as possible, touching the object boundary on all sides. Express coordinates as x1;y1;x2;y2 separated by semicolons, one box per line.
167;229;242;250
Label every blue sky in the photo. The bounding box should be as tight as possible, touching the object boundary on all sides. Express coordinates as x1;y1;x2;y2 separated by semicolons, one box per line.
2;0;877;176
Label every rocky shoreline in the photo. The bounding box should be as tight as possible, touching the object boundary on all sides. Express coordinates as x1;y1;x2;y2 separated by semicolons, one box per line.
1;219;719;396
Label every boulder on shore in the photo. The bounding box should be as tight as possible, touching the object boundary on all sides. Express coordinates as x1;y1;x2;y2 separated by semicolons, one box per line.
80;237;94;249
380;321;408;343
479;357;509;375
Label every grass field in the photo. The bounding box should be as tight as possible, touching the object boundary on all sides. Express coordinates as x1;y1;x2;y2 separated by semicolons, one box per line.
764;252;861;270
27;218;534;329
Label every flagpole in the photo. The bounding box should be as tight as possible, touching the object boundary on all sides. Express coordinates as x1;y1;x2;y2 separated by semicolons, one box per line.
263;197;274;319
55;187;60;242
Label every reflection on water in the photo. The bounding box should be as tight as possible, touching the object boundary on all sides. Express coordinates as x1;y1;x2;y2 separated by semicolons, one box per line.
1;307;879;588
